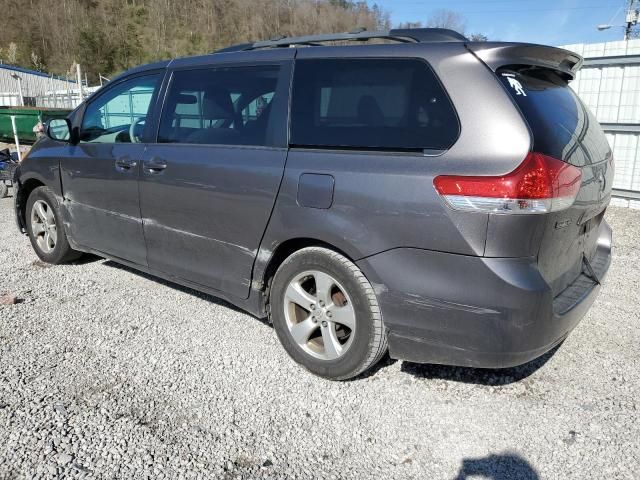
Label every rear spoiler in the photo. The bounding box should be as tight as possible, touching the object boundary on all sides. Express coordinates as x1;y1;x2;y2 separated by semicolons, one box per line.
466;42;583;81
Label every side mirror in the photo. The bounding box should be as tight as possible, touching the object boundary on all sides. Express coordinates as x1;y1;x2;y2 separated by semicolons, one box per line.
46;118;74;143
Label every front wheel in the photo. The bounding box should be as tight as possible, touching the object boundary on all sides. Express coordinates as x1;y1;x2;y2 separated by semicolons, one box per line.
26;186;81;264
270;247;387;380
0;182;8;198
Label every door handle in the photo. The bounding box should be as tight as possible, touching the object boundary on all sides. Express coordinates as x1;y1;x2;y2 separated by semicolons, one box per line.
144;158;168;174
115;158;137;171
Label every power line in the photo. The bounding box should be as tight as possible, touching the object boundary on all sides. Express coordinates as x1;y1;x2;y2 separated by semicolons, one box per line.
605;3;626;25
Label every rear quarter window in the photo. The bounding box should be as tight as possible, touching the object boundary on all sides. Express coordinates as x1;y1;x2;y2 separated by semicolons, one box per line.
290;58;460;152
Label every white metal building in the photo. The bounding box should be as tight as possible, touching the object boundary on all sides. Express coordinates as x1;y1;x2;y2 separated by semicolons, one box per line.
0;63;82;108
561;39;640;201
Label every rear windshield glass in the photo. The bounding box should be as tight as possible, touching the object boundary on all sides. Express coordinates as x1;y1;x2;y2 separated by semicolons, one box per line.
498;68;610;166
290;58;460;152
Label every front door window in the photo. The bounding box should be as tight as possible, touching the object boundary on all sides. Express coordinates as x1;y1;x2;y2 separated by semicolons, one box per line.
80;74;161;144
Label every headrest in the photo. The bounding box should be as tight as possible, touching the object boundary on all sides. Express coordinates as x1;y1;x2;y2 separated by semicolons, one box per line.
202;88;234;120
175;93;198;105
357;95;384;126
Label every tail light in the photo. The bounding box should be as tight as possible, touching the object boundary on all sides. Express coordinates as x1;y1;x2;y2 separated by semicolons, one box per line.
433;152;582;214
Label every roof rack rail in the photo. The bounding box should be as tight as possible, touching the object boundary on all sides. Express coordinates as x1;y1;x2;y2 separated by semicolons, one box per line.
213;28;467;54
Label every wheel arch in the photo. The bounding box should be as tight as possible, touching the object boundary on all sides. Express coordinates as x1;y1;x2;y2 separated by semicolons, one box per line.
257;237;356;312
15;177;46;233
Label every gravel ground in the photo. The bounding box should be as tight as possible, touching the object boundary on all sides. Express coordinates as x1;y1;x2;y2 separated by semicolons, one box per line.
1;192;638;479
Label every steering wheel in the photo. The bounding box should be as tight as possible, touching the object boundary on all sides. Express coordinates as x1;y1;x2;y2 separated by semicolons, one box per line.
129;117;146;143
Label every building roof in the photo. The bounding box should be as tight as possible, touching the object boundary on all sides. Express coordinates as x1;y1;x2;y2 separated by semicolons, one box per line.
0;63;75;83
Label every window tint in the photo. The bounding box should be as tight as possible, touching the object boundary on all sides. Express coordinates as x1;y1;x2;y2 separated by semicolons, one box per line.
81;74;161;143
498;68;611;167
158;66;282;146
290;58;459;151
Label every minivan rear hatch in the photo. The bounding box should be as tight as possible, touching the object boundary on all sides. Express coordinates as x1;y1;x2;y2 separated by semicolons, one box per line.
472;44;613;297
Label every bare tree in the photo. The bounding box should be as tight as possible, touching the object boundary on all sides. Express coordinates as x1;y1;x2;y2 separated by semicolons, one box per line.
30;51;44;71
469;33;488;42
6;42;18;64
426;9;466;34
397;21;424;29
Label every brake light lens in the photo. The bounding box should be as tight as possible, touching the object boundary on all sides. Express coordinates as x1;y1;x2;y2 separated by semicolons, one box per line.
433;152;582;214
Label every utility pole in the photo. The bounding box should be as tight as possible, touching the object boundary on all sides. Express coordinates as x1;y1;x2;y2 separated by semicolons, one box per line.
9;73;24;106
624;0;639;40
598;1;639;40
76;63;85;102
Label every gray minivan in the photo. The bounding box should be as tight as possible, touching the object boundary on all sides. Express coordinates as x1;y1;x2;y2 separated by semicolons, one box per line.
13;29;613;379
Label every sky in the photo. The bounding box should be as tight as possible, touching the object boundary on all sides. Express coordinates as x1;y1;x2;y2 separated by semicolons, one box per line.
368;0;632;46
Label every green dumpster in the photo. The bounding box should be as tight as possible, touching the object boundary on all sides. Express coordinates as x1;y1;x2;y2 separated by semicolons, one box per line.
0;107;72;144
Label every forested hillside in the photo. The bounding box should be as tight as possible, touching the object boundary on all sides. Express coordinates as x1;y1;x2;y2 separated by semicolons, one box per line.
0;0;389;81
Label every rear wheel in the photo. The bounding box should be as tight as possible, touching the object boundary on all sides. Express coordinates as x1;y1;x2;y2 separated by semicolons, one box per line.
0;182;8;198
270;247;387;380
26;186;81;264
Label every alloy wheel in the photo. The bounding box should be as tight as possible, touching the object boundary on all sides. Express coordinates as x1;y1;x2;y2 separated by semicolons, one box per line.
31;200;57;253
283;270;356;360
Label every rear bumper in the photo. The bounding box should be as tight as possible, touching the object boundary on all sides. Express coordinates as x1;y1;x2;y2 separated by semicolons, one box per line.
357;221;612;368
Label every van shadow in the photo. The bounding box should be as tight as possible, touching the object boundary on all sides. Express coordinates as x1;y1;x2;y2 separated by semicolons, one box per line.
71;253;103;265
102;260;256;321
400;344;561;386
453;453;539;480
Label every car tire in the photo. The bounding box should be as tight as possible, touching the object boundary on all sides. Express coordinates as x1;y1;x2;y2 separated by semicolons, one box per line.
26;186;81;264
270;246;388;380
0;183;8;199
